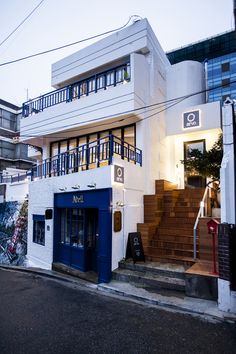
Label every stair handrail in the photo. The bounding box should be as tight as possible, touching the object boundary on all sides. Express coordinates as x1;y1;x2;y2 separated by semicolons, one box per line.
193;186;210;260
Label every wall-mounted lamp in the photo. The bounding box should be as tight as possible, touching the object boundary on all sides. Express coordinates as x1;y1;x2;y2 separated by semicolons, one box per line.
116;201;124;207
59;187;67;192
71;184;80;190
87;182;96;188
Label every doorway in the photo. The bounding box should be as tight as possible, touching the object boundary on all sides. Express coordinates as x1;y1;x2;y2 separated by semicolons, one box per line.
184;139;206;188
56;208;98;273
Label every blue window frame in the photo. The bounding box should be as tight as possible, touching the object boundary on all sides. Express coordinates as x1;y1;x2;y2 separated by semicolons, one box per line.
33;215;45;246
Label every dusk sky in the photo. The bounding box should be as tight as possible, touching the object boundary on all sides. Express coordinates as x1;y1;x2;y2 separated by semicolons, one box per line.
0;0;234;106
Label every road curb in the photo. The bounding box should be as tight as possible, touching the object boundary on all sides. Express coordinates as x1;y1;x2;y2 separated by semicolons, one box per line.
1;264;236;324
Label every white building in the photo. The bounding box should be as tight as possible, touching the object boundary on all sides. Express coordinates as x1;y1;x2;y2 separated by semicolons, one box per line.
20;19;221;283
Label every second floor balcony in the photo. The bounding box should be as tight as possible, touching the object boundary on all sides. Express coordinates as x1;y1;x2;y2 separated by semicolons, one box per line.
0;135;142;184
31;134;142;180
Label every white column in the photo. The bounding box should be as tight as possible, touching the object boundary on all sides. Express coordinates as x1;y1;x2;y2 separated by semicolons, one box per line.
218;98;236;314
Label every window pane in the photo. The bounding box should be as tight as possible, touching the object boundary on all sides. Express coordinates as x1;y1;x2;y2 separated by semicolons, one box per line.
51;143;59;157
221;62;230;72
124;126;135;146
33;217;45;246
71;209;84;247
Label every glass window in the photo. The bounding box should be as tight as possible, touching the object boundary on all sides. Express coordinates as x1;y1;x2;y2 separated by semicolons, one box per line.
78;136;87;169
106;71;114;86
72;85;79;99
71;209;84;247
60;209;70;245
222;78;230;87
33;215;45;246
124;126;135;146
97;75;104;90
221;62;230;72
185;140;205;158
60;141;67;154
88;78;96;93
88;134;98;166
80;82;87;96
51;142;59;157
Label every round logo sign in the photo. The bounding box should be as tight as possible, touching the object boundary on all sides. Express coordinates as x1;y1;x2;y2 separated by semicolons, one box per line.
187;113;196;123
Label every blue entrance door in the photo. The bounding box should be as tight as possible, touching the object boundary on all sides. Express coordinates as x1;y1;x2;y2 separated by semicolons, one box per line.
54;189;112;283
56;208;99;273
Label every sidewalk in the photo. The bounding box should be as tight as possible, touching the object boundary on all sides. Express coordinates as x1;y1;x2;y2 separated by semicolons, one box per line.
0;264;236;324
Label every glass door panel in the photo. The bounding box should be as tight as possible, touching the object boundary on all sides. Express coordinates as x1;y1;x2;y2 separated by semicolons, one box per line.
184;140;206;188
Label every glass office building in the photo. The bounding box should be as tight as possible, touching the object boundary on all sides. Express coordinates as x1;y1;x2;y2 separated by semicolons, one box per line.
167;31;236;103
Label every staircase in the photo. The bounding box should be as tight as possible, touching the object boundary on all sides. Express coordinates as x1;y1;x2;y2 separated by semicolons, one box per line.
137;180;204;266
113;259;186;297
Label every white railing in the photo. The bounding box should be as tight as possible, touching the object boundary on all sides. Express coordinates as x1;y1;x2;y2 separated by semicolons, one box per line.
193;186;211;259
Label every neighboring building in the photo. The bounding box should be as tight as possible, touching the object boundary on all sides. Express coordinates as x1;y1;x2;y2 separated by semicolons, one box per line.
20;19;221;285
167;30;236;103
0;99;36;201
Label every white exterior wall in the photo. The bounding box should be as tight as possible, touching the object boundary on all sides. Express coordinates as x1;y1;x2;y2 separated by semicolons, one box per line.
164;101;221;187
166;61;205;112
5;180;29;202
27;158;144;271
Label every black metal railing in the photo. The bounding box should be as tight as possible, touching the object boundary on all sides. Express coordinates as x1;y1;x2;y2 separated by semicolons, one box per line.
22;63;131;118
0;135;142;183
0;171;31;184
31;135;142;180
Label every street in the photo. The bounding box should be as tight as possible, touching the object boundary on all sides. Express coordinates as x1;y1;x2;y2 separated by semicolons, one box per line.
0;268;235;354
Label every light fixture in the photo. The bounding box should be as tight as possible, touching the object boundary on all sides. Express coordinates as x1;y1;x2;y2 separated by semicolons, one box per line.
116;201;124;207
71;184;80;190
87;182;96;188
59;187;67;192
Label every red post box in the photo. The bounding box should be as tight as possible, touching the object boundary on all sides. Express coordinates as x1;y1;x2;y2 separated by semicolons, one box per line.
207;219;219;275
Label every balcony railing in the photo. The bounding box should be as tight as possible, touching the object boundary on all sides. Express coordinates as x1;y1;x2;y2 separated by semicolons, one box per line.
22;63;131;118
0;135;142;184
0;171;31;184
31;135;142;180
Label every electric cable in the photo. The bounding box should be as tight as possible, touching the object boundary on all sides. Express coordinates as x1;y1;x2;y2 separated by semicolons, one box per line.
0;0;45;48
0;17;136;67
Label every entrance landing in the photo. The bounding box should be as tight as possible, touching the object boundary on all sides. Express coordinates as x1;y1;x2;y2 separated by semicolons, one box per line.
52;262;98;283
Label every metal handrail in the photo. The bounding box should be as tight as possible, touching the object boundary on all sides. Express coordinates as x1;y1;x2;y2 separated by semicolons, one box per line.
193;186;210;259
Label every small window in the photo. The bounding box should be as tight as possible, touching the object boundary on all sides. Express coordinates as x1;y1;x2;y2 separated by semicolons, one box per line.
221;62;230;72
33;215;45;245
222;78;230;87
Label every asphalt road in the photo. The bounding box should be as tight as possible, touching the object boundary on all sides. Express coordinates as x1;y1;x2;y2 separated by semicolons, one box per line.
0;268;235;354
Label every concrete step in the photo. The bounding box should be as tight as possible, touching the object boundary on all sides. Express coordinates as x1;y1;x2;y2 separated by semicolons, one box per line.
112;268;186;293
118;259;186;279
145;254;195;266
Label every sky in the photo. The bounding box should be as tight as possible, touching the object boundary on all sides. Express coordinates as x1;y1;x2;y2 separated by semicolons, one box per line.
0;0;234;106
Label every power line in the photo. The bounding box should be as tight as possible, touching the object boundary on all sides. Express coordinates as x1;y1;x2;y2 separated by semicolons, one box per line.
19;79;232;138
0;17;134;67
0;0;45;48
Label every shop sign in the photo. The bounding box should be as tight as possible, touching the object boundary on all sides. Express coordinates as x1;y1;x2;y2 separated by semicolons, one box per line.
183;110;200;129
72;195;84;203
114;165;124;184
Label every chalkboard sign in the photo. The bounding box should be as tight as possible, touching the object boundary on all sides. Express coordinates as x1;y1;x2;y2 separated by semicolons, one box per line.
126;232;145;263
